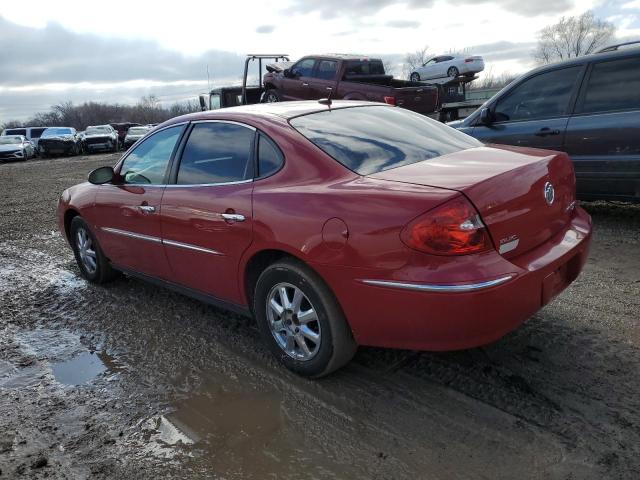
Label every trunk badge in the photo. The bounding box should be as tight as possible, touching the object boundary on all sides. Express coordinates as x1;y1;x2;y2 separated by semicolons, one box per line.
544;182;555;206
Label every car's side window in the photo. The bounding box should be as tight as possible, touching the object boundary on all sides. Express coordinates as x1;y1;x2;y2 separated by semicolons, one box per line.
119;125;184;185
493;66;582;122
424;58;437;66
291;59;316;77
176;122;255;185
313;60;338;80
580;57;640;114
257;134;284;178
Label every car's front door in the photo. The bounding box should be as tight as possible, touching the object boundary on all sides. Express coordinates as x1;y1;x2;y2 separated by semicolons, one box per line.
160;121;255;305
94;124;186;279
564;56;640;201
419;58;438;79
281;58;316;100
471;65;584;150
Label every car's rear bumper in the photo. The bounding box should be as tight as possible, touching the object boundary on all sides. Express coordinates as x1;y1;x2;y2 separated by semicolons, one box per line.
313;206;592;351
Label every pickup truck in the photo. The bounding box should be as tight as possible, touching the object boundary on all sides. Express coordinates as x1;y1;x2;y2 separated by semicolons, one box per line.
262;55;440;115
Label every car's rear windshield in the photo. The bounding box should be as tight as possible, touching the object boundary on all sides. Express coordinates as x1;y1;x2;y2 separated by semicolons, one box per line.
289;106;481;175
128;127;149;135
86;126;111;134
344;60;385;76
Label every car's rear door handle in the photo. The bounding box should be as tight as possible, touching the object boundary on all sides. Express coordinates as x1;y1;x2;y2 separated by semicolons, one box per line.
535;127;561;137
138;205;156;213
302;82;309;86
220;213;245;222
326;87;333;91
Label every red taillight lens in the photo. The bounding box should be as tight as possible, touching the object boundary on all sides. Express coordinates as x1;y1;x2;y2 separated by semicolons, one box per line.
400;197;493;256
465;58;474;63
383;96;396;105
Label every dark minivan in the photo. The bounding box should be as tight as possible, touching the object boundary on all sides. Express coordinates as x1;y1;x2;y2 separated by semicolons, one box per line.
450;42;640;202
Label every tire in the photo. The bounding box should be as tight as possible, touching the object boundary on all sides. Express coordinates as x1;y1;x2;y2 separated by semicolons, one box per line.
254;258;357;378
70;216;119;284
447;66;459;78
410;72;421;82
264;89;280;103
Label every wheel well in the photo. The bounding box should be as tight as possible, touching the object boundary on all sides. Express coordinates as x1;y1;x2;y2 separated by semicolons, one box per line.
63;209;80;242
243;249;297;313
264;83;276;91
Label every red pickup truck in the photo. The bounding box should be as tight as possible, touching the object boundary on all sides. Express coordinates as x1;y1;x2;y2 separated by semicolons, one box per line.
262;55;440;115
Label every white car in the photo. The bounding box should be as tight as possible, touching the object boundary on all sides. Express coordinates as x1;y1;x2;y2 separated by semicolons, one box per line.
410;54;485;82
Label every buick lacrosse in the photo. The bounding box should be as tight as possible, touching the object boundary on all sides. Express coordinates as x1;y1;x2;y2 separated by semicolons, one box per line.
58;101;592;377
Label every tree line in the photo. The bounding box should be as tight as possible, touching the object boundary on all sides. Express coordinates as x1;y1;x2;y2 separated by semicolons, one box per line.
1;95;201;131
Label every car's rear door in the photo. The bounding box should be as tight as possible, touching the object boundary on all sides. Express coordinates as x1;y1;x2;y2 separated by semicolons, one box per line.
159;120;255;305
305;59;339;99
471;65;584;151
94;123;186;279
564;55;640;201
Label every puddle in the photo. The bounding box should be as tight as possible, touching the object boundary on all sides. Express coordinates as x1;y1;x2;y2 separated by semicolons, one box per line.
6;328;121;387
52;351;112;385
139;381;357;478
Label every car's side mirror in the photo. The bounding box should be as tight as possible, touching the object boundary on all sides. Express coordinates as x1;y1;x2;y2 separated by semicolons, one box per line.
283;68;292;78
88;166;116;185
479;107;493;125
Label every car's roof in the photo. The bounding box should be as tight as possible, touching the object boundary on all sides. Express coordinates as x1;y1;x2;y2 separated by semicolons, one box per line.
3;135;25;139
165;100;387;125
303;54;382;61
87;125;112;128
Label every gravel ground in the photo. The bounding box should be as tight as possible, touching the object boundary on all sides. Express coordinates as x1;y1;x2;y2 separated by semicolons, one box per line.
0;153;639;479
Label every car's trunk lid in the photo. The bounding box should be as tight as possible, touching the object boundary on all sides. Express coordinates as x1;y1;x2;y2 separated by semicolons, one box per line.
370;145;576;258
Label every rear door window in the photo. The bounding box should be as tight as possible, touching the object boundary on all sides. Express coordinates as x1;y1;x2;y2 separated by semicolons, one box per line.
580;57;640;113
493;66;582;122
176;122;255;185
313;60;338;80
290;106;481;175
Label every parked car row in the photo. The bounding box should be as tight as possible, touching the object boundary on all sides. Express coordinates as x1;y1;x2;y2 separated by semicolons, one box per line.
0;123;153;161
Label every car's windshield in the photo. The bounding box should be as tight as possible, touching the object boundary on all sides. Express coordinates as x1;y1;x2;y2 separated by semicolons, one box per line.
86;126;111;134
290;106;482;175
0;136;23;145
42;128;73;137
128;127;149;135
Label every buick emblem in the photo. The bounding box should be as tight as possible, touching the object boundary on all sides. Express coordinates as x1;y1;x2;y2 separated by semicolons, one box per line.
543;182;555;205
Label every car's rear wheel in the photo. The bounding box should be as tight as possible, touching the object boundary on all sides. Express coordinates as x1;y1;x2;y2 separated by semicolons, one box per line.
70;216;119;284
264;89;280;103
254;259;357;377
410;72;421;82
447;66;459;77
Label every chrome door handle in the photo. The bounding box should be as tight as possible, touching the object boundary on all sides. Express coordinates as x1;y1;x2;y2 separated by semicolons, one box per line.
302;82;309;86
138;205;156;213
221;213;245;222
326;87;333;90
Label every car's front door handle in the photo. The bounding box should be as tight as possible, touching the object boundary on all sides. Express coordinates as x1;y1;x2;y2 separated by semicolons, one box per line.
302;82;309;86
220;213;245;222
138;205;156;213
535;127;560;137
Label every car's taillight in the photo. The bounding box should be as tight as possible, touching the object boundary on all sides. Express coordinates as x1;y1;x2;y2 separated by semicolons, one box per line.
465;58;474;63
383;96;396;105
400;196;493;256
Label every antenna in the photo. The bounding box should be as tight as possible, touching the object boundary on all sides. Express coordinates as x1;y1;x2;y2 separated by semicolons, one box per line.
206;64;211;92
318;87;334;107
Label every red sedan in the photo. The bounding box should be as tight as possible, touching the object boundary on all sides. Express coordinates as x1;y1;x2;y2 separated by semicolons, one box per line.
57;101;592;377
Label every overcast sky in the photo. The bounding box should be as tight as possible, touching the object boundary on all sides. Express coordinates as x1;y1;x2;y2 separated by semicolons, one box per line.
1;0;639;121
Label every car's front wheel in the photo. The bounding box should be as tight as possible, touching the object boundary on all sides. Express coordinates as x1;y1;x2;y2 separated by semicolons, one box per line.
410;72;421;82
254;259;357;377
264;89;280;103
70;216;119;284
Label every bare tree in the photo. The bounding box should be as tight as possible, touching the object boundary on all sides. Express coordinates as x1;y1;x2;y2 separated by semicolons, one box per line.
403;45;430;78
468;68;518;91
534;11;615;64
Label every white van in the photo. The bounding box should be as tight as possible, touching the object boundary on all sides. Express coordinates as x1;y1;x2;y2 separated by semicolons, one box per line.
1;126;49;152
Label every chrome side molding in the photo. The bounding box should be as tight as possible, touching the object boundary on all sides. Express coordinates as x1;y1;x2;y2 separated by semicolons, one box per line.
101;227;224;256
360;275;514;292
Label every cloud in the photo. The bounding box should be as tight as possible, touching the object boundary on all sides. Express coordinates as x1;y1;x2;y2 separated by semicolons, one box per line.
466;40;536;62
0;17;244;87
285;0;574;18
256;24;275;33
385;20;420;28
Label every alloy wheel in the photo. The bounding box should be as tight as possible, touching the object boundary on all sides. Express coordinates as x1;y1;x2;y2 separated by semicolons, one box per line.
76;227;97;274
266;282;321;361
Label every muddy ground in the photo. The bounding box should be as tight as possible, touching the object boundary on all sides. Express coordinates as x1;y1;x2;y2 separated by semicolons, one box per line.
0;152;639;479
